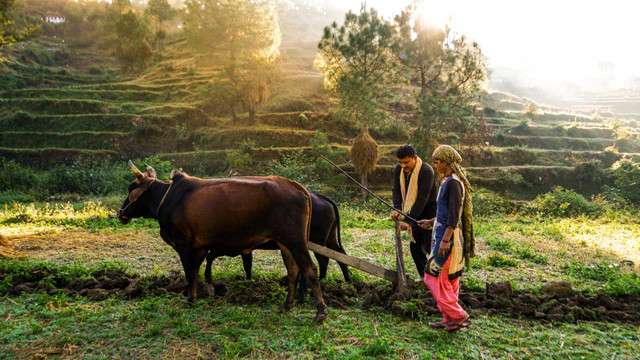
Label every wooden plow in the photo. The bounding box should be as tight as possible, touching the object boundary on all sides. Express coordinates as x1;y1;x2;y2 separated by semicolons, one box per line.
308;221;413;295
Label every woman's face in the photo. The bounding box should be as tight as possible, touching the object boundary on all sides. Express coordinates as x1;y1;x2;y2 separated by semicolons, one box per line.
432;158;449;175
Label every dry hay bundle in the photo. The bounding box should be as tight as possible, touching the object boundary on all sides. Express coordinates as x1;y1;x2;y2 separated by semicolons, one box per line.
349;127;379;175
0;234;18;259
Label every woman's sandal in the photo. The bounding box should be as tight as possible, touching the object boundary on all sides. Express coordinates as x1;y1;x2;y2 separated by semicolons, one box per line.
443;319;471;333
428;321;448;329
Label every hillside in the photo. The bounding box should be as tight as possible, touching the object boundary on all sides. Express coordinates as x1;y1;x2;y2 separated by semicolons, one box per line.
2;28;640;200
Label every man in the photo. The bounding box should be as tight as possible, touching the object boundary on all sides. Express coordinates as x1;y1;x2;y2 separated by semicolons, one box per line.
391;144;437;280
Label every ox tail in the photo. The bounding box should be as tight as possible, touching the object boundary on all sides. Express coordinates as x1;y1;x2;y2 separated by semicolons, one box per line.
290;180;313;246
315;192;344;251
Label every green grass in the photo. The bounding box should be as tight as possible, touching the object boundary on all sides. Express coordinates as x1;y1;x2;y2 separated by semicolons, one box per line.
0;293;637;359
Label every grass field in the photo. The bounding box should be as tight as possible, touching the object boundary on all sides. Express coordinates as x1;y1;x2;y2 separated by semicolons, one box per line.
1;200;638;359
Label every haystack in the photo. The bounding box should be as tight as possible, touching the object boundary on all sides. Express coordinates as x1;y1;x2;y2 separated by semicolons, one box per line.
349;127;379;199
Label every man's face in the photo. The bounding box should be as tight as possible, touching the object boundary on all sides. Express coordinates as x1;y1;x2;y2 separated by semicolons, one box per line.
398;156;417;173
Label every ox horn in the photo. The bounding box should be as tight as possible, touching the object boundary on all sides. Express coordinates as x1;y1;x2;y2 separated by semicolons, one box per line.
144;163;157;178
128;160;145;181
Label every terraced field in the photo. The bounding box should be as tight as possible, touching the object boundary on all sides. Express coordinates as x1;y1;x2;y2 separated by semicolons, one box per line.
2;34;640;199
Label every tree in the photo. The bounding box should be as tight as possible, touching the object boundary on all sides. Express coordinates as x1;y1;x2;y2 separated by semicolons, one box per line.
393;0;487;154
316;5;398;128
0;0;39;51
183;0;281;124
145;0;175;32
316;5;398;197
113;10;152;72
145;0;175;50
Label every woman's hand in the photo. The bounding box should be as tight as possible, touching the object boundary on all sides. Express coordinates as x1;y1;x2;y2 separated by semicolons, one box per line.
417;218;434;229
437;240;451;257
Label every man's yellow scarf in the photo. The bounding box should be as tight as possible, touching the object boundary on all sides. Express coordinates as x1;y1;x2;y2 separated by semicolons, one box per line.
399;157;423;241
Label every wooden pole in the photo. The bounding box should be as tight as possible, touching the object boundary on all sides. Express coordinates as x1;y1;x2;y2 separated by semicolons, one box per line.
394;221;409;296
307;242;414;286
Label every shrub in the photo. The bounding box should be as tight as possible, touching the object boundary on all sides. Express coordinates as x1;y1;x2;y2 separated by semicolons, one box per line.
472;189;516;217
486;237;513;252
87;65;104;75
0;159;39;192
297;113;308;126
602;159;640;207
45;157;172;195
512;119;532;135
265;149;322;191
526;187;604;217
574;161;606;183
225;149;253;173
487;253;519;268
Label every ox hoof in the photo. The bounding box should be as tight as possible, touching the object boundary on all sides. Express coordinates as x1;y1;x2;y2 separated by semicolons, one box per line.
315;311;327;322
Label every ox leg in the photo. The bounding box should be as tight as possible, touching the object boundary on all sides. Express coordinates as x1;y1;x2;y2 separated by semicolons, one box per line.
241;253;253;280
180;248;208;305
205;251;216;284
277;244;300;312
327;228;352;283
288;246;327;322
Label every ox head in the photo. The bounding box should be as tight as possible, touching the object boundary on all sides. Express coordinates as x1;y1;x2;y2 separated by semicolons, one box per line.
117;160;158;224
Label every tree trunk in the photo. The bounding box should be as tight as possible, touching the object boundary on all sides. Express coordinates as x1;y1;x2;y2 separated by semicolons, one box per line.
360;173;368;202
248;108;256;126
230;107;237;122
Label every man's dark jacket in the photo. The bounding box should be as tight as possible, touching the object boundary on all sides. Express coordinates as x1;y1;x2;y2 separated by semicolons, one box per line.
392;162;437;224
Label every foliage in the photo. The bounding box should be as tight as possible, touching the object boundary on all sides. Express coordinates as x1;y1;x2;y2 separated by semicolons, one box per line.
394;1;487;154
44;156;172;196
316;5;398;129
487;253;519;268
574;160;607;184
526;187;604;218
144;0;175;31
0;158;39;192
602;159;640;207
309;130;348;182
0;0;39;51
108;6;152;73
184;0;281;123
264;149;322;192
225;141;253;173
472;188;517;217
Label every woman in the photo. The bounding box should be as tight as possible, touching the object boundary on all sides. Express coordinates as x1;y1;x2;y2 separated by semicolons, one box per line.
417;145;475;333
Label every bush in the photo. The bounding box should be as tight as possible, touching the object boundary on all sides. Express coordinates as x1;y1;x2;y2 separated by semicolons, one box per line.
488;253;519;268
574;161;606;183
512;119;532;135
264;149;322;192
297;113;308;127
526;187;604;217
472;189;516;217
45;156;172;195
0;159;39;192
602;159;640;207
87;65;104;75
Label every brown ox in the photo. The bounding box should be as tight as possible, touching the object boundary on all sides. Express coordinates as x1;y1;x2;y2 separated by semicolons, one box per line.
116;161;327;321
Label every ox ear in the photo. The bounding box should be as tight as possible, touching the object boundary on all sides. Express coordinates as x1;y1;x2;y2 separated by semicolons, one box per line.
128;160;145;181
144;163;157;178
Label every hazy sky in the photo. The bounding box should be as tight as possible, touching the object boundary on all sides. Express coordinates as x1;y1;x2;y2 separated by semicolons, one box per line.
327;0;640;91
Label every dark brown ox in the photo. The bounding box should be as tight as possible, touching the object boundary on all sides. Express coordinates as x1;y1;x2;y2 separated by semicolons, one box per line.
117;161;327;321
204;191;351;299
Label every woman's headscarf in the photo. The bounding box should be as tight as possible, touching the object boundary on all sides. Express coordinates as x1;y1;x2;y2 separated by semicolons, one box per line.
432;145;475;266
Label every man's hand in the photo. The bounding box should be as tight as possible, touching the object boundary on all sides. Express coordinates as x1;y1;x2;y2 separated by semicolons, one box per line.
391;210;401;221
437;240;451;257
417;218;434;229
397;221;410;233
